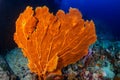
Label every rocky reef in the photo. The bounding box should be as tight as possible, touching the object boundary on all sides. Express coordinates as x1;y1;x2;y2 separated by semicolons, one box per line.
0;39;119;80
61;40;120;80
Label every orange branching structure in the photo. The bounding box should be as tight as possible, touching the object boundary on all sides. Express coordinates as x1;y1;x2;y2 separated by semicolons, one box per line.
14;6;97;79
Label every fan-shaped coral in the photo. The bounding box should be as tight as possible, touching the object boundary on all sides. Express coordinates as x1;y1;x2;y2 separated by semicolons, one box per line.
14;6;97;79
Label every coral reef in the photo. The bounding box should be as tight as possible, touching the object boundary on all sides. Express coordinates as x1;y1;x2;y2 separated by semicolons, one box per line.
0;55;17;80
0;40;119;80
5;48;37;80
14;6;96;79
62;40;120;80
0;55;10;80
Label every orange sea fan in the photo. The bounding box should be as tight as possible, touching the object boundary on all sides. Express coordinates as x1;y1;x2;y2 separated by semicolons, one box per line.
14;6;97;79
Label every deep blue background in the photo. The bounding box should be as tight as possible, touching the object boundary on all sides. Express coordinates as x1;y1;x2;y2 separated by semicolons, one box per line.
0;0;120;52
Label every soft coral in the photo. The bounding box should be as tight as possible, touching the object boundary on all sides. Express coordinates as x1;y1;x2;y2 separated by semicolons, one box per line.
14;6;97;79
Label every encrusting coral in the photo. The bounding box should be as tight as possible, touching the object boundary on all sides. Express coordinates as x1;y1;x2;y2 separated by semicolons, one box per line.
14;6;97;79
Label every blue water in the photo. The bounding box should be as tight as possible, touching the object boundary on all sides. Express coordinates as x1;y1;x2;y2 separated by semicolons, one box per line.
59;0;120;40
0;0;120;51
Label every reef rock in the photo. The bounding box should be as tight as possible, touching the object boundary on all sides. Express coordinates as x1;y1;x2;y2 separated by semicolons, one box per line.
5;48;38;80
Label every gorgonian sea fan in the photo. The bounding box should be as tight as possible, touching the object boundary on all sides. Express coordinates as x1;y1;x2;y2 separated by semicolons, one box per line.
14;6;97;79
